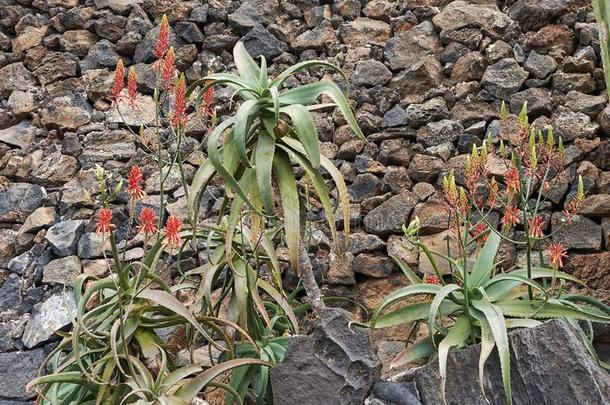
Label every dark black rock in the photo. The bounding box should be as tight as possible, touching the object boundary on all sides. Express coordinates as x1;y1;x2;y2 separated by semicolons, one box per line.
370;380;422;405
383;105;409;128
189;5;209;24
175;22;204;44
271;308;381;405
80;39;119;72
411;320;610;405
241;25;288;60
0;183;46;223
0;348;46;401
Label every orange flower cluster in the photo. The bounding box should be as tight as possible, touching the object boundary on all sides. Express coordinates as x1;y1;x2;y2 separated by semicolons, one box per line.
138;207;158;236
164;216;182;249
171;75;188;129
96;208;114;236
126;165;144;200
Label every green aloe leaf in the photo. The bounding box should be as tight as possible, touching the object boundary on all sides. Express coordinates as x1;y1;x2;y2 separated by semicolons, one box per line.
176;359;271;402
472;290;512;405
370;284;441;327
391;337;436;369
233;41;261;87
254;131;276;214
390;254;422;284
438;315;471;403
281;104;320;169
272;60;349;90
279;81;365;141
428;284;462;344
471;308;495;401
471;231;500;286
273;148;301;274
233;99;265;168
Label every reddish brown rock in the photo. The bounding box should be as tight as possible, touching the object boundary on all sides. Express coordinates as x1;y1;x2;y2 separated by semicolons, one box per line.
565;252;610;290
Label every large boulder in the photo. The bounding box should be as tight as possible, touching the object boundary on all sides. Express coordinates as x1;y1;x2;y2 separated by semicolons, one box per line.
0;348;47;401
271;308;381;405
409;320;610;404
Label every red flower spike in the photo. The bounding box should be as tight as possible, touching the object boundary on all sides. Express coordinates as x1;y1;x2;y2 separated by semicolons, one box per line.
153;14;170;66
171;75;188;129
547;243;568;269
164;216;182;249
528;215;544;238
501;206;521;228
126;165;144;201
504;167;520;193
96;207;114;236
111;59;125;104
200;86;215;118
471;222;489;243
138;207;157;236
127;66;139;108
161;46;175;89
423;274;441;285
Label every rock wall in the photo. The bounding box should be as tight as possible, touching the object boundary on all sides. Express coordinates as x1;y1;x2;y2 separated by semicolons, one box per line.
1;0;610;401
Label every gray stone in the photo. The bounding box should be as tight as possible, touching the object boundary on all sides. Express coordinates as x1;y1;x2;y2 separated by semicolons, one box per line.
552;72;596;94
364;192;417;236
353;60;392;87
523;51;557;79
384;21;440;70
46;220;85;256
564;91;607;118
40;93;92;131
0;62;36;99
30;151;79;186
383;105;409;128
419;119;463;148
349;173;381;203
271;308;381;405
339;17;391;47
241;25;287;60
411;320;610;405
509;88;553;118
43;256;82;285
80;39;120;72
80;130;136;166
0;348;46;401
228;0;279;33
175;21;204;44
78;232;111;259
409;154;443;183
369;380;422;405
347;232;386;255
354;252;394;278
22;291;77;348
432;1;513;39
562;46;597;73
481;58;528;100
0;119;36;149
326;252;355;286
551;213;601;251
0;183;46;223
390;55;443;97
34;52;79;85
550;107;599;141
405;97;449;128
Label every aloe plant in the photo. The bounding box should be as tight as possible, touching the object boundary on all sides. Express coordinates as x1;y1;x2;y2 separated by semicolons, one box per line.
365;224;610;404
186;42;365;313
594;0;610;99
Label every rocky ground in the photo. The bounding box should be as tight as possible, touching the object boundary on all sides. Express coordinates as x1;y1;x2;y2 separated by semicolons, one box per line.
1;0;610;402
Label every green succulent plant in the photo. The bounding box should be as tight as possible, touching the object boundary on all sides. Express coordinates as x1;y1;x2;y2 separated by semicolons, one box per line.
365;226;610;405
186;42;365;313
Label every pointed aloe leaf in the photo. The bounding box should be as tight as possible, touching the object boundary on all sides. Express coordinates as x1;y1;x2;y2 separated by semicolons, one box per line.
258;55;268;88
370;284;441;327
207;118;261;214
233;41;261;87
438;315;471;403
272;60;349;91
277;142;338;252
472;291;512;405
428;284;462;344
390;254;422;284
233;99;263;168
495;301;610;322
254;131;276;214
471;230;500;286
176;358;271;402
391;337;435;369
257;278;299;334
279;136;351;242
137;289;213;342
279;80;365;141
281;104;320;169
273;148;301;274
471;309;495;401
